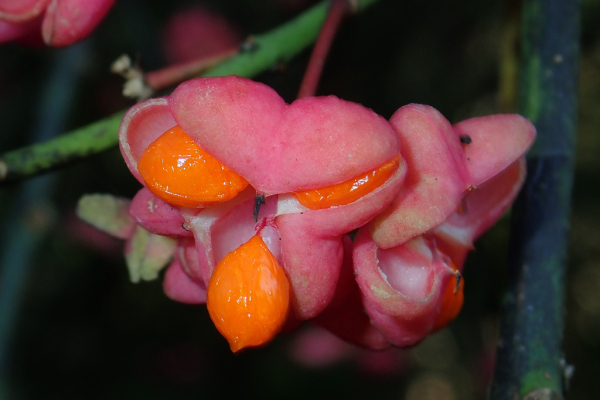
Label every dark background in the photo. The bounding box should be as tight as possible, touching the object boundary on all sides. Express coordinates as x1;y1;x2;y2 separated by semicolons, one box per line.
0;0;599;398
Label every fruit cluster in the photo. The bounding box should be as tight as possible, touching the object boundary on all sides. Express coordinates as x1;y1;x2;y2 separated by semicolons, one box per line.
113;75;534;352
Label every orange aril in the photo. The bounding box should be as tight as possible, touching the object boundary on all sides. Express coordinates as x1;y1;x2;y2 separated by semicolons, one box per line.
292;157;401;210
207;235;290;352
137;125;248;208
432;261;464;332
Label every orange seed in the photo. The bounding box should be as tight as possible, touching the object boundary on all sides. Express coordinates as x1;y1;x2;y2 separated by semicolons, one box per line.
207;235;290;352
137;125;248;208
292;157;401;210
432;261;464;332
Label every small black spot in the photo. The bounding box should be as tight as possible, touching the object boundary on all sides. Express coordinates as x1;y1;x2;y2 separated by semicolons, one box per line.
240;36;259;53
454;272;462;294
460;134;472;144
253;193;265;222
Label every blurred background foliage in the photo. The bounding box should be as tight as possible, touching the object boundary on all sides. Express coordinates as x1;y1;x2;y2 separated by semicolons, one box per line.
0;0;598;398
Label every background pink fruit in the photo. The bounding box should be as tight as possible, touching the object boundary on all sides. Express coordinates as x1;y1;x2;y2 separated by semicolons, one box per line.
161;5;242;64
0;0;115;46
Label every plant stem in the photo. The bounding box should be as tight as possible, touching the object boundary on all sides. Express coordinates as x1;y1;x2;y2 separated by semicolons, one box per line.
145;47;239;91
112;48;241;101
297;0;353;98
0;0;381;184
489;0;580;399
203;1;330;79
0;110;125;182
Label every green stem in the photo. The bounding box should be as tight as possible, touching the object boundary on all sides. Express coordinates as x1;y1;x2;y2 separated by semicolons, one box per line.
0;110;125;182
0;0;380;183
489;0;580;399
145;48;239;91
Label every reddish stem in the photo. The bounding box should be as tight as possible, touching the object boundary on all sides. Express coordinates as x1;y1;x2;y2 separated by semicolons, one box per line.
146;47;239;91
297;0;353;98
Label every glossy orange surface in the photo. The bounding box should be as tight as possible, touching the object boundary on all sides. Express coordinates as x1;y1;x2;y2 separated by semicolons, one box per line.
433;261;464;332
137;125;248;208
207;235;290;352
292;157;400;210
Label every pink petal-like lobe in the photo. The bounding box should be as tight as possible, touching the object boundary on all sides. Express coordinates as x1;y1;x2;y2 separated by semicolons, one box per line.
42;0;115;46
312;236;390;349
353;228;456;347
163;259;207;304
129;188;193;237
454;114;535;186
170;76;401;195
0;0;49;22
371;104;470;249
119;97;177;185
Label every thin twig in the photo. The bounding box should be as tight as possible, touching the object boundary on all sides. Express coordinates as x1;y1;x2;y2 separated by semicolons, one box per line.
297;0;354;98
146;47;239;91
112;47;239;101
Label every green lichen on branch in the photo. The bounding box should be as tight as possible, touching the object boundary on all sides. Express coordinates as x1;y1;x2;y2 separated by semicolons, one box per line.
0;110;124;182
